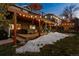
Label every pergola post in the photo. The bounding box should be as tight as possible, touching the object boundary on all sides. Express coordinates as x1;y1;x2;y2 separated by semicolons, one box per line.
13;12;17;45
45;22;47;32
49;24;51;31
38;19;41;36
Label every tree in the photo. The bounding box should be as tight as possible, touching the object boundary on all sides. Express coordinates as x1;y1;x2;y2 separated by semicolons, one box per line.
61;4;79;20
73;17;79;32
0;3;14;20
24;3;42;12
0;3;15;38
29;3;42;11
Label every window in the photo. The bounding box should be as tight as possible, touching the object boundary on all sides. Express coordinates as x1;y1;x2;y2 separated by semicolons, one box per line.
50;16;53;19
45;16;47;18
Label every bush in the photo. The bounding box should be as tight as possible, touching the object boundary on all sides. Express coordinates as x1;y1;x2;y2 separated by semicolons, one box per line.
0;29;8;40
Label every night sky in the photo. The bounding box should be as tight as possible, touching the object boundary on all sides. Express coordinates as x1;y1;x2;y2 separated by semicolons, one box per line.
16;3;78;16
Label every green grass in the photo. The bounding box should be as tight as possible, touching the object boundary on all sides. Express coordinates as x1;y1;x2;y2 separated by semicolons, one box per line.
0;44;15;56
0;33;79;56
17;34;79;56
16;33;79;56
40;34;79;56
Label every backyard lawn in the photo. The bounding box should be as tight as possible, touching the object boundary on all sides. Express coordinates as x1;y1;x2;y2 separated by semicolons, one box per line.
0;44;15;56
0;33;79;56
16;33;79;56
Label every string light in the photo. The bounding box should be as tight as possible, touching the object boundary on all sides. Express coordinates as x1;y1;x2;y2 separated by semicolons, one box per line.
28;15;30;18
23;14;25;17
40;16;42;18
35;16;37;18
19;13;21;16
38;19;40;22
31;15;33;18
18;13;54;26
26;15;27;17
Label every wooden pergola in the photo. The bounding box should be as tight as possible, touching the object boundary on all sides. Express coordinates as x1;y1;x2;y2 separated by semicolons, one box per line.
8;5;54;45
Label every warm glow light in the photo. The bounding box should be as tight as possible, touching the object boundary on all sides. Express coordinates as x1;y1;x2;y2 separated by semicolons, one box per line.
10;24;14;30
45;21;48;23
38;19;40;22
17;24;21;30
65;23;66;25
0;13;4;16
19;13;21;16
35;16;37;18
28;16;30;18
67;23;69;25
50;16;53;18
45;16;47;18
26;15;27;17
10;24;21;30
0;13;1;16
40;16;42;18
31;15;33;18
30;25;36;29
70;23;71;25
72;23;74;25
53;16;59;20
23;14;25;17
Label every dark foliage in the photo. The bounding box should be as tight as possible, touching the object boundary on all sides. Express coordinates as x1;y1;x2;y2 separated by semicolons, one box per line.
0;44;15;56
0;29;8;40
40;34;79;56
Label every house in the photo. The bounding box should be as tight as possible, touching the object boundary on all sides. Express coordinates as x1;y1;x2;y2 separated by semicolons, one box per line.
60;20;75;32
7;5;54;34
44;13;62;26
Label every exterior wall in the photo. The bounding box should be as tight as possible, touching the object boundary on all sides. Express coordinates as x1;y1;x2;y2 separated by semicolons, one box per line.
20;23;29;30
61;22;75;31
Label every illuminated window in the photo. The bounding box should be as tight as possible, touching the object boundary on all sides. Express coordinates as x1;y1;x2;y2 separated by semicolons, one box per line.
17;24;21;30
10;24;14;30
30;25;36;30
45;16;47;18
10;24;21;30
50;16;53;18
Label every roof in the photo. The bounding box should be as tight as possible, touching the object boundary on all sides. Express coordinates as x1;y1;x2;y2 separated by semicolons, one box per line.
8;5;54;25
